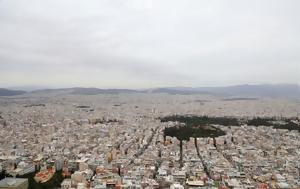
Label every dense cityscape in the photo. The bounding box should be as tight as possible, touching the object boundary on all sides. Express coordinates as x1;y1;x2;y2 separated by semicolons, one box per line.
0;92;299;189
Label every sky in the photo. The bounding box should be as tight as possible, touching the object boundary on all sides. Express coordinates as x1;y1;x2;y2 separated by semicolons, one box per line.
0;0;299;89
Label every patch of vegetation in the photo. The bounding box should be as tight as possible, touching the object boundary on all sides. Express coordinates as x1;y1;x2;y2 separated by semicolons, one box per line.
24;104;46;107
76;105;90;108
163;124;225;141
160;115;300;167
246;117;300;131
161;115;231;167
160;115;240;126
246;117;275;126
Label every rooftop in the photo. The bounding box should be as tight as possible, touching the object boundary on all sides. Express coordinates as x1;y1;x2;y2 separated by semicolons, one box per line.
0;178;28;188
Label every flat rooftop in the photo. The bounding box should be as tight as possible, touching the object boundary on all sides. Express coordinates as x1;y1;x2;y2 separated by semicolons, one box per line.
0;178;28;188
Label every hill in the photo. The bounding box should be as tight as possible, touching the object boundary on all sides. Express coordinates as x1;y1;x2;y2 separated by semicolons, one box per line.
0;88;26;96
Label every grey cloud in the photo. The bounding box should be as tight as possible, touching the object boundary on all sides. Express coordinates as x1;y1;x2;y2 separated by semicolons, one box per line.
0;0;299;88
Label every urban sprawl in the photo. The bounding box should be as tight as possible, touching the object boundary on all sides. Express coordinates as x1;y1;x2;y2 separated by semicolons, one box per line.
0;93;299;189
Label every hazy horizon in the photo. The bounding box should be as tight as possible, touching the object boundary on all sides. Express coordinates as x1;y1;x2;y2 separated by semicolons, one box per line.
1;83;298;92
0;0;299;88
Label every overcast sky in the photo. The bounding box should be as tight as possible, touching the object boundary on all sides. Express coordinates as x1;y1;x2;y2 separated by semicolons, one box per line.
0;0;299;89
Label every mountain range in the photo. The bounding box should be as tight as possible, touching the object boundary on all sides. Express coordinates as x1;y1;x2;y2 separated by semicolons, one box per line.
0;84;299;98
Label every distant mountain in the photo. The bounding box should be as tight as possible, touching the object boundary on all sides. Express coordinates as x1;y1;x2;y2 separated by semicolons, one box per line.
147;84;300;97
32;87;140;95
203;84;300;97
148;87;211;95
2;84;299;97
71;87;139;95
0;88;26;96
31;88;74;94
